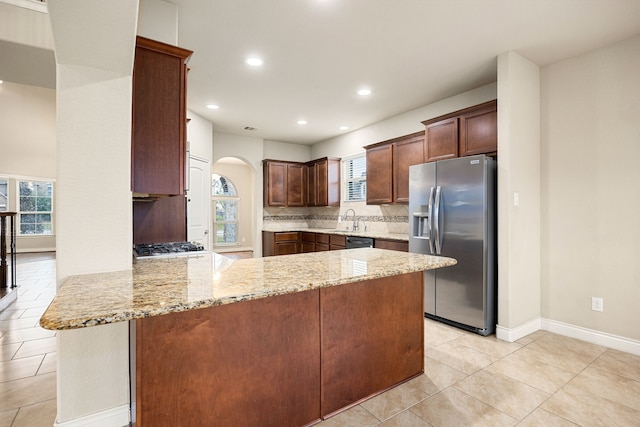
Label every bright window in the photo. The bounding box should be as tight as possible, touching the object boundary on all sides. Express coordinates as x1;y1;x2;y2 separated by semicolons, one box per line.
0;178;7;212
212;174;239;246
342;154;367;202
18;180;53;235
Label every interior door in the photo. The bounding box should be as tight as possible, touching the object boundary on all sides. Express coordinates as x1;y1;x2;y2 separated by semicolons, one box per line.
187;156;210;249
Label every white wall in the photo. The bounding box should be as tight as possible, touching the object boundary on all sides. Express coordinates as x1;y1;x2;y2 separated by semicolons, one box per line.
311;83;497;159
213;132;265;254
48;0;138;425
137;0;177;45
187;109;213;161
496;51;541;340
264;139;311;163
0;81;56;252
0;82;56;178
540;34;640;342
0;1;52;49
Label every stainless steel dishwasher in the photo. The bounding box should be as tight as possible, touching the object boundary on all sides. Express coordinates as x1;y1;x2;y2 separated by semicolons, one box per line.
345;236;374;249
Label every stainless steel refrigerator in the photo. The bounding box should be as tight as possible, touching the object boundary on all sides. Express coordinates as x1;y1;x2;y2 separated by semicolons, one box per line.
409;155;496;336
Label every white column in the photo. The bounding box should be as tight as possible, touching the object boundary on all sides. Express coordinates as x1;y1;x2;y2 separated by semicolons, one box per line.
47;1;139;425
496;51;542;341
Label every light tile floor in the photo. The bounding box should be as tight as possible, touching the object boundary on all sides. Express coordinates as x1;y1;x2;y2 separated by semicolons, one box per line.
0;253;57;427
1;252;640;426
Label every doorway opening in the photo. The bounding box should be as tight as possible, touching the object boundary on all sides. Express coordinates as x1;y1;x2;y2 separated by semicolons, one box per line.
212;157;255;253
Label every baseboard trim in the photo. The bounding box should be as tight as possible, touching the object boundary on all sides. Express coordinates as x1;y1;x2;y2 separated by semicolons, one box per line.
541;318;640;356
496;317;640;356
54;404;130;427
496;317;541;342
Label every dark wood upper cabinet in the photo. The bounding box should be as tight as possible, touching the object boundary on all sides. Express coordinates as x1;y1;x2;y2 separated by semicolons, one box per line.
264;157;340;208
263;160;306;207
459;102;498;156
365;132;425;205
132;36;192;244
307;157;341;207
393;133;426;203
422;99;497;162
263;161;287;206
424;117;458;162
131;36;193;196
365;143;394;205
286;163;306;207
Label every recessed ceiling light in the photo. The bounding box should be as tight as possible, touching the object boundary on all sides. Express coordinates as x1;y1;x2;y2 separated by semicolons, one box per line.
246;57;263;67
339;125;349;131
297;120;308;125
357;88;372;96
0;80;3;84
206;104;219;110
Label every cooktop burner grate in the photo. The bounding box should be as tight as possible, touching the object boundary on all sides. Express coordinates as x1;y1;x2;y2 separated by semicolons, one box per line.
134;241;205;257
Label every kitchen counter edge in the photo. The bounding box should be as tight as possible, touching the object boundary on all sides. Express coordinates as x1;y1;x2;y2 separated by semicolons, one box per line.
39;249;454;331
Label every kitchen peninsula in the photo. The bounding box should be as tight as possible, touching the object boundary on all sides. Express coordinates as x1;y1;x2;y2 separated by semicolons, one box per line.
40;249;455;426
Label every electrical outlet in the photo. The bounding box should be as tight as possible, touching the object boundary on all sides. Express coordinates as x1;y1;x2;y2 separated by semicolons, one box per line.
591;297;604;312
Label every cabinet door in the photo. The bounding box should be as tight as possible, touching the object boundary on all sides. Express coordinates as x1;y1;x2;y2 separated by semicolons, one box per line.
132;37;191;196
329;234;346;250
366;144;393;205
264;161;287;207
315;160;328;206
425;117;458;162
459;101;497;156
287;163;306;207
306;162;318;207
309;158;341;207
393;134;425;203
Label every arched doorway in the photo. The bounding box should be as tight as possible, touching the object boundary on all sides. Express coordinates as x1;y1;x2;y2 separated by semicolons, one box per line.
212;157;255;253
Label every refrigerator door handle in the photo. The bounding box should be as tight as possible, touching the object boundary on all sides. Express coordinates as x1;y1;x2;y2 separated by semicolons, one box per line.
434;185;443;254
427;186;435;254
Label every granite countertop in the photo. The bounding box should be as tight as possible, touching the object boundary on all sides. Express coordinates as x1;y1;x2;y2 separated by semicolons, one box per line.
39;248;455;331
263;227;410;242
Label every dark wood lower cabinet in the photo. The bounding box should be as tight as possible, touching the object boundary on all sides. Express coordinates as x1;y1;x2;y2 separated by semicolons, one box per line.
329;234;346;250
136;290;321;427
135;272;424;426
374;238;409;252
263;231;300;256
320;272;423;417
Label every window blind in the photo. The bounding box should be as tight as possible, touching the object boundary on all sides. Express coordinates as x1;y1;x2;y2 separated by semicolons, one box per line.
343;155;367;202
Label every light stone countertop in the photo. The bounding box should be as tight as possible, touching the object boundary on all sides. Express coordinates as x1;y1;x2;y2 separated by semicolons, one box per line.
39;248;455;331
262;227;409;242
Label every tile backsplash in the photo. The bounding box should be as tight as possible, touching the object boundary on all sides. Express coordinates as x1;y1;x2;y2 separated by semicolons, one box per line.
263;202;409;235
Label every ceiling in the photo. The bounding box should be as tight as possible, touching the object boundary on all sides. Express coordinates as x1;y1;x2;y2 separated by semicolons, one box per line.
3;0;640;146
174;0;640;145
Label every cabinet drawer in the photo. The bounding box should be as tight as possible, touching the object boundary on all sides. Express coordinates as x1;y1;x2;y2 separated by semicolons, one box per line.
301;232;316;243
374;239;409;252
329;235;346;247
275;242;299;256
316;234;330;244
275;232;300;242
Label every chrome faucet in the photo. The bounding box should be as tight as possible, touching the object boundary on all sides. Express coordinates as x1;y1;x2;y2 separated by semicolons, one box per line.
343;208;358;231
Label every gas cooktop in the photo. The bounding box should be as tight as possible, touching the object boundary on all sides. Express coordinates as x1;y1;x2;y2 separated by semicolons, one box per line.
133;241;205;258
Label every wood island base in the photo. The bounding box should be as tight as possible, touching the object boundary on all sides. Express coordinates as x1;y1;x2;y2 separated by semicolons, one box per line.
133;271;424;427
